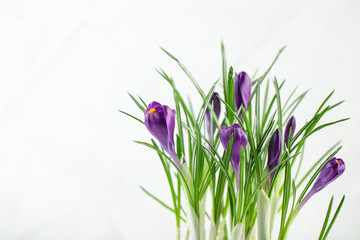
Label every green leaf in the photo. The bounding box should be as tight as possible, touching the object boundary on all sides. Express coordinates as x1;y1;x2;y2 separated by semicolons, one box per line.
282;86;298;111
140;186;186;223
292;118;349;151
241;153;299;221
274;78;283;136
134;140;192;203
315;90;334;116
128;92;146;113
138;95;148;108
255;78;261;143
319;196;334;240
155;68;196;127
250;46;286;102
221;41;228;103
118;110;144;124
160;47;205;99
214;135;234;224
227;66;235;123
283;90;309;122
261;81;285;134
322;195;345;240
196;79;219;126
280;158;291;233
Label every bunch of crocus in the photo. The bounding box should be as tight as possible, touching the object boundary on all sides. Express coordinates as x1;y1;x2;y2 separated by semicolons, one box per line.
121;44;348;240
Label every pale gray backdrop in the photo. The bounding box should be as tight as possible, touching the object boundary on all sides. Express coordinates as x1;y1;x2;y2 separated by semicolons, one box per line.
0;0;359;239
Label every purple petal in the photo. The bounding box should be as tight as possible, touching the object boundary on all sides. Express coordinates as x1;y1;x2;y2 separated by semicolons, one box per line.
284;115;296;145
206;92;221;138
234;72;252;111
219;124;248;189
268;128;282;181
146;101;162;113
144;101;182;171
145;106;169;152
300;157;345;208
312;157;345;193
163;105;176;152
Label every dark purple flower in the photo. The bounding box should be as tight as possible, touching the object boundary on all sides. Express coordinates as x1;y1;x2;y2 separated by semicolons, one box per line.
300;157;345;208
284;116;296;145
205;92;221;138
145;101;181;170
234;72;252;112
268;128;282;181
219;124;248;189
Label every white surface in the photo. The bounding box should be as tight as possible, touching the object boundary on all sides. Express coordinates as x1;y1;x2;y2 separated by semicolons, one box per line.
0;0;359;239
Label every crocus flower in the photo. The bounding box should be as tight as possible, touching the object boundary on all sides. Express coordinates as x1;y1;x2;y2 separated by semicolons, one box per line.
284;115;296;145
300;157;345;208
268;128;282;181
144;101;181;171
234;71;252;112
219;124;248;189
205;92;221;139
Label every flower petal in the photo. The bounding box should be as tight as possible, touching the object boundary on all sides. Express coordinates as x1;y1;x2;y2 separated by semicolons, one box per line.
268;128;282;181
234;72;252;111
163;105;176;151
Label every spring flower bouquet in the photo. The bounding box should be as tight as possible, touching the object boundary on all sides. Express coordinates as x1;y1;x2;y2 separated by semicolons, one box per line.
121;44;348;240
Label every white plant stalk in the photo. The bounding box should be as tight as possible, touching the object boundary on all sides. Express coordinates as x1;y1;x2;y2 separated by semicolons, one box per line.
257;189;271;240
231;222;245;240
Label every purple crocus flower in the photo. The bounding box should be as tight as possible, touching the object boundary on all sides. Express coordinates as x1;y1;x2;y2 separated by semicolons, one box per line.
300;157;345;208
219;124;248;189
205;92;221;139
284;116;296;145
234;72;252;112
268;128;282;181
144;101;181;170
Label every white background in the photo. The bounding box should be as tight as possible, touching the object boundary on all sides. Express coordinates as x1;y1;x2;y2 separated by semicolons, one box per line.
0;0;359;239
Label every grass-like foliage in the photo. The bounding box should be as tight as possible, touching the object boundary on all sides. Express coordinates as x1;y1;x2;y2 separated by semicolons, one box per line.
120;43;348;240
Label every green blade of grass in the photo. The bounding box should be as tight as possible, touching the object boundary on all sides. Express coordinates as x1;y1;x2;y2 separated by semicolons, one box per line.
241;153;299;221
319;196;334;240
138;95;148;108
250;46;286;102
227;66;235;123
221;42;228;103
118;110;144;124
128;92;146;113
322;195;345;240
134;140;193;204
140;186;186;223
274;77;283;136
160;47;205;99
315;91;335;116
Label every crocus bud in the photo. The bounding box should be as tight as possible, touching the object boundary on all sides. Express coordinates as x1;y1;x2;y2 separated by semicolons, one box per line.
268;128;282;181
219;124;248;189
234;72;252;112
300;157;345;208
145;101;181;170
205;92;221;138
284;116;296;145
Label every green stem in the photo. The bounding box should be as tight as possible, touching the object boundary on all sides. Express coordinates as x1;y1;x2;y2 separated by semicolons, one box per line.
278;206;299;240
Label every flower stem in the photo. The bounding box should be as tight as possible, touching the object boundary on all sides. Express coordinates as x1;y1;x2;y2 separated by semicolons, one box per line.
177;227;180;240
278;206;299;240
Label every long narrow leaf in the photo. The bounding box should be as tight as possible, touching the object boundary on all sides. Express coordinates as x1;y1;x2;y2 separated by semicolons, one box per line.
322;195;345;240
319;196;334;239
119;110;144;124
140;186;186;223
